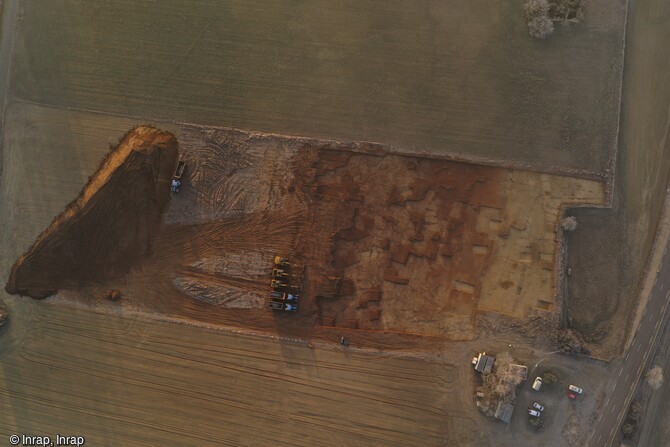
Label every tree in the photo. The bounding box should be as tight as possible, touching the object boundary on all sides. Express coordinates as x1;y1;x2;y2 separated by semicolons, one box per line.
561;216;577;231
528;416;545;431
550;0;584;21
628;401;642;420
478;352;526;416
528;15;554;39
646;366;664;390
524;0;550;17
542;370;559;384
622;423;634;436
524;0;554;39
556;328;582;352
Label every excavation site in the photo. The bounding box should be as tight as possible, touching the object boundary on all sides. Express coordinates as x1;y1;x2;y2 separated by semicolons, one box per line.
5;125;605;346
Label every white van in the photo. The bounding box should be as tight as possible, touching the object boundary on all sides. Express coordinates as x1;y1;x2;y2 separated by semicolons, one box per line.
532;376;543;391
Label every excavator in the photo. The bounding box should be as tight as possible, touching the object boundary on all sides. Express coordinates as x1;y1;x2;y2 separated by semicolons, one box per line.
171;159;186;193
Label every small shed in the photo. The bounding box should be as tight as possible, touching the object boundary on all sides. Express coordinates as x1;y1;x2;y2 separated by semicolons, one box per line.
474;353;495;374
494;402;514;424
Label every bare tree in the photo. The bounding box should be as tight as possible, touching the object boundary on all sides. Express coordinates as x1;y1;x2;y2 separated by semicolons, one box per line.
524;0;565;39
628;401;642;420
555;328;582;352
479;351;526;416
524;0;584;38
524;0;550;17
542;370;559;384
622;423;634;436
528;15;554;39
646;366;664;390
550;0;584;21
561;216;577;231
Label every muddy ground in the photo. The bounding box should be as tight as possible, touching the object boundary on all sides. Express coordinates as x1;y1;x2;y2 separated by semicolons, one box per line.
4;115;604;347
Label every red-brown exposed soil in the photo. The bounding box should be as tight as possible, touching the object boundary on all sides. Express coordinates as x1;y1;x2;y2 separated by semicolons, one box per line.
5;126;178;298
292;147;504;338
4;125;603;349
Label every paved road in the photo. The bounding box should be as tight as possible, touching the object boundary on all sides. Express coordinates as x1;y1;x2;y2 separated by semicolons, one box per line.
636;302;670;446
586;242;670;446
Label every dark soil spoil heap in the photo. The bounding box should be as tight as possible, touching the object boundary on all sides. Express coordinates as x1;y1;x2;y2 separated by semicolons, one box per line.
5;126;178;299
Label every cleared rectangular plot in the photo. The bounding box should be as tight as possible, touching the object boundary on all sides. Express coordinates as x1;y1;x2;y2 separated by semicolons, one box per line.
11;0;626;173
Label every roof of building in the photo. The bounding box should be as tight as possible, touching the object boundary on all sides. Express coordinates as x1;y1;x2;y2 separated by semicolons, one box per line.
494;402;514;423
474;354;495;374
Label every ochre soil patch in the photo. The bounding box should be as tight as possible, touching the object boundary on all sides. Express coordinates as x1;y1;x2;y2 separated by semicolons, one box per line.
5;126;177;298
296;149;503;339
293;147;604;339
6;126;605;345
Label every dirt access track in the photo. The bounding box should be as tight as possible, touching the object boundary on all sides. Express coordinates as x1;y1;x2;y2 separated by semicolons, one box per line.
6;125;605;344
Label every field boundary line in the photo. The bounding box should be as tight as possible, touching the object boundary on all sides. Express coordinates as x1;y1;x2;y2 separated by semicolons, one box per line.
11;98;609;182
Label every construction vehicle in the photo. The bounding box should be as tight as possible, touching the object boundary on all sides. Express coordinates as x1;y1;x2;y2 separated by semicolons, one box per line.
270;291;299;301
532;377;543;391
271;279;288;290
269;300;298;312
272;268;289;279
284;302;298;312
268;301;283;311
274;256;290;267
174;159;186;179
171;159;186;193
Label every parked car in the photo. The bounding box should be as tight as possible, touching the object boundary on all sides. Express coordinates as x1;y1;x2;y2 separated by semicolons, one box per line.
567;391;577;400
568;384;583;394
532;402;544;412
532;376;543;391
528;409;541;417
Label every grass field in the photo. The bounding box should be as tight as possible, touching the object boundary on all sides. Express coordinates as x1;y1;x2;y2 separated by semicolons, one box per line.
11;0;626;174
566;0;670;358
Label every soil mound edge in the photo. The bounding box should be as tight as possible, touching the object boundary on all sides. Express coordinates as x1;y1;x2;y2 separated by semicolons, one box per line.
5;126;178;299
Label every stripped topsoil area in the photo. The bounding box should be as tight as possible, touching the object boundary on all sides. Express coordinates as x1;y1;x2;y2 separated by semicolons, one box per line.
4;125;605;349
5;126;178;298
